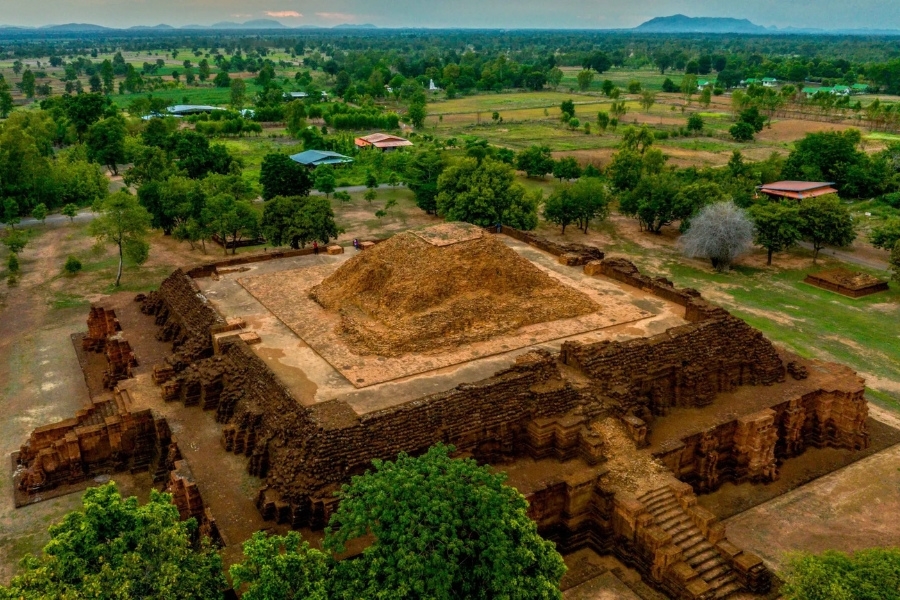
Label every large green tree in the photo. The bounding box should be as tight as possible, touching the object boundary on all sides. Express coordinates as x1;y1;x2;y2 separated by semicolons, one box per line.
516;145;555;178
259;153;313;200
436;157;532;228
781;548;900;600
260;195;342;249
0;483;226;600
325;444;566;600
230;532;329;600
798;195;857;263
619;172;701;233
405;149;446;214
172;132;238;179
0;75;13;118
89;192;152;286
749;202;804;265
205;194;259;255
86;116;127;175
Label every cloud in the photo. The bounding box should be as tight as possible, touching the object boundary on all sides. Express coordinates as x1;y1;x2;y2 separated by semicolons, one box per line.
265;10;303;18
230;13;252;18
315;12;355;21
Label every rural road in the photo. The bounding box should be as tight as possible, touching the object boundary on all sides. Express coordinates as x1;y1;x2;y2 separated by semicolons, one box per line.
797;241;891;271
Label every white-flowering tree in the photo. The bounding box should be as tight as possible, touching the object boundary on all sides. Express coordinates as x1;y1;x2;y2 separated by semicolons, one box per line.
681;200;754;272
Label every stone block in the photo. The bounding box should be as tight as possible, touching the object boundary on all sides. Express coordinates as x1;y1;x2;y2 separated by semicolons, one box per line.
239;331;262;345
583;260;604;276
360;241;376;250
326;245;344;255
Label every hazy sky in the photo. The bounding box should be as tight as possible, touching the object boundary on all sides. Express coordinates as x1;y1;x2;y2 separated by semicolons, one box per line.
2;0;900;30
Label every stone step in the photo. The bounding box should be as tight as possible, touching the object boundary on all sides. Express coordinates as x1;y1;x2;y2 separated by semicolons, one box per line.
701;564;732;583
666;519;695;538
658;512;691;531
692;555;725;575
684;542;716;562
672;529;704;547
638;487;673;504
714;580;743;599
646;496;679;515
653;506;685;524
707;572;737;592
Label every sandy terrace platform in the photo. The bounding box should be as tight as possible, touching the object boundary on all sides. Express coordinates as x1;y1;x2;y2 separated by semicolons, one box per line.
198;236;689;414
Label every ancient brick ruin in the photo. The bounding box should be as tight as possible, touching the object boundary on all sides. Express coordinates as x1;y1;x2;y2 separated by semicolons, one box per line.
804;268;889;298
13;226;874;600
12;388;172;505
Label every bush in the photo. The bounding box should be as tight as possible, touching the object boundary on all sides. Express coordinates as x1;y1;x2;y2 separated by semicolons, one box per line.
730;121;756;142
7;252;19;274
687;114;704;132
881;192;900;209
64;256;83;275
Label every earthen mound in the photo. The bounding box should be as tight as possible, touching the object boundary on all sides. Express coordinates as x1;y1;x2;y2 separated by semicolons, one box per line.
309;225;599;356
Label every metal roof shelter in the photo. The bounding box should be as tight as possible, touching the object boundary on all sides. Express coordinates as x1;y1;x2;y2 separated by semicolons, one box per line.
354;133;414;151
289;150;354;167
166;104;226;116
758;181;838;201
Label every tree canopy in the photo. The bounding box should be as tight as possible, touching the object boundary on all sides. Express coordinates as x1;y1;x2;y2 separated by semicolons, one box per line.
436;157;535;228
261;195;342;249
89;192;151;286
0;483;226;600
749;202;803;265
797;195;857;262
781;548;900;600
259;153;314;201
325;444;566;600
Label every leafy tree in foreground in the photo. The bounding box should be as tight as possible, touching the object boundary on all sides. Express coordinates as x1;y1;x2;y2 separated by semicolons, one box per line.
86;116;127;175
780;548;900;600
325;444;566;600
516;145;555;178
205;194;259;255
31;203;47;224
749;202;803;265
230;531;329;600
314;166;337;198
436;157;533;228
681;201;755;271
543;187;581;234
798;195;856;263
261;195;342;249
89;192;151;286
553;156;582;182
259;153;314;200
0;483;226;600
620;171;698;233
405;149;446;214
62;203;79;223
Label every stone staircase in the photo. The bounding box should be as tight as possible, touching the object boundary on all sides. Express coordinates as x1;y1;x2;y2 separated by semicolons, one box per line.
637;487;744;599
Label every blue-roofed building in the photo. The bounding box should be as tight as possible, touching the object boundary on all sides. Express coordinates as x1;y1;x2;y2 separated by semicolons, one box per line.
289;150;354;168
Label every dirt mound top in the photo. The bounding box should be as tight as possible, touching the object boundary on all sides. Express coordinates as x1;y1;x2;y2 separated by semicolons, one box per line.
309;225;599;356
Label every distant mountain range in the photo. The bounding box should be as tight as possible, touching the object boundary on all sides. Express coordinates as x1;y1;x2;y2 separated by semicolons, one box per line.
2;16;900;35
0;20;379;31
635;15;767;34
634;14;900;35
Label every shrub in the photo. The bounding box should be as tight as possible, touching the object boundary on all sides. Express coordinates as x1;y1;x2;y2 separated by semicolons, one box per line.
7;252;19;273
64;256;83;275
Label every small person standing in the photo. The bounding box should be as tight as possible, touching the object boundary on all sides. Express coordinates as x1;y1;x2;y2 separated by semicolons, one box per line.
313;240;319;255
353;238;359;251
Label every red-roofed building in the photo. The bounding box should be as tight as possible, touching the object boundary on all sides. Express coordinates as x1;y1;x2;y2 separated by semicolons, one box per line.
355;133;414;151
757;181;838;201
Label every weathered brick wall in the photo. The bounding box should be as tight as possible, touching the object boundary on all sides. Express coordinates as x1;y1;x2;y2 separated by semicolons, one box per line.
561;316;785;417
654;384;869;493
140;269;224;366
497;226;605;264
14;391;172;505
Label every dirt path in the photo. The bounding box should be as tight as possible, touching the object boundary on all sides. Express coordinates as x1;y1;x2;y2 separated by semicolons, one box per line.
797;241;891;272
0;228;93;581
